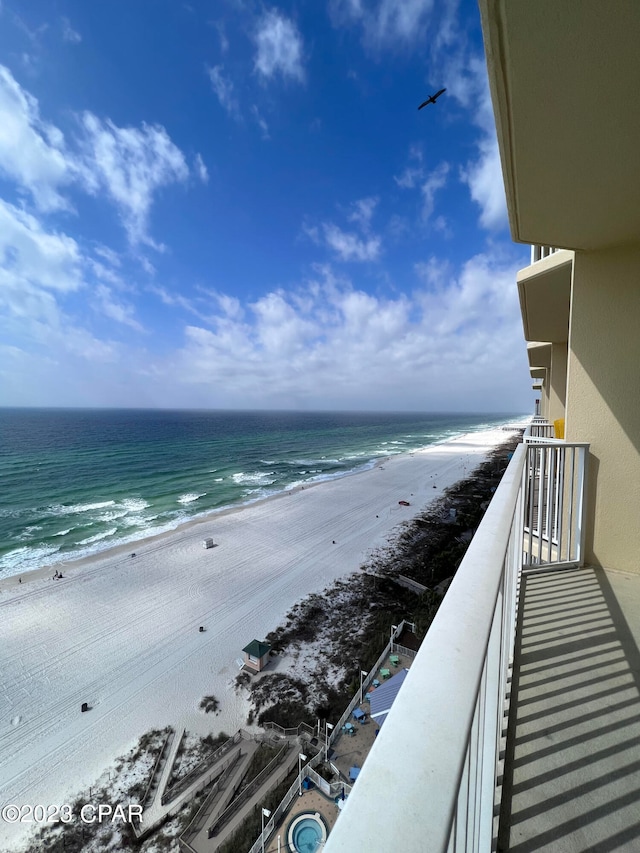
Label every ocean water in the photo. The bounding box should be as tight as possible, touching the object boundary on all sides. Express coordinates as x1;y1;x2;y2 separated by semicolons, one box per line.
0;409;522;579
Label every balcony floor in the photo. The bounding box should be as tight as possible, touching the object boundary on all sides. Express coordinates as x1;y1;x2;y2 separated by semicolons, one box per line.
499;566;640;853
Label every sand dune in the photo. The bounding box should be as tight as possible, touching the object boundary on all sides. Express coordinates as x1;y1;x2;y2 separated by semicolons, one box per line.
0;427;511;849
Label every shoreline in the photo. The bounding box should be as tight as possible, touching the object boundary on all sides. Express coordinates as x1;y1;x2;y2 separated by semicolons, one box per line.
0;422;526;595
0;455;388;594
0;424;520;850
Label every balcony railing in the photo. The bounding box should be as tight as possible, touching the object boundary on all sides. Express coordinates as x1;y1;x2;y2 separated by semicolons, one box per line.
324;427;589;853
530;244;558;263
523;436;588;568
529;422;554;438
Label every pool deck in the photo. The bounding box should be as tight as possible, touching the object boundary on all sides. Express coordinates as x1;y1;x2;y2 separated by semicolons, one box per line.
264;788;338;853
332;650;413;784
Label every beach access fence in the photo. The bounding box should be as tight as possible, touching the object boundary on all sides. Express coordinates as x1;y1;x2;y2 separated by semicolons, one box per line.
396;574;428;594
306;764;352;800
139;727;174;811
161;728;281;808
207;743;291;838
161;731;239;806
263;720;316;741
177;748;242;852
163;728;187;791
179;730;289;850
246;773;301;853
136;744;245;843
390;642;417;660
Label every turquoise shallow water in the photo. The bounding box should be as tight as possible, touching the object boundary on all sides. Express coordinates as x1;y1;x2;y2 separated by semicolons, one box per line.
0;409;522;578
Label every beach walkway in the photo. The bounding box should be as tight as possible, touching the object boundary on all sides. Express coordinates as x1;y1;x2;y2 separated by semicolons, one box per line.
184;742;299;852
136;735;262;840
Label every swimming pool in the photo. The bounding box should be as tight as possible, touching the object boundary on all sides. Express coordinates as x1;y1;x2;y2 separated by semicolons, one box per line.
287;812;327;852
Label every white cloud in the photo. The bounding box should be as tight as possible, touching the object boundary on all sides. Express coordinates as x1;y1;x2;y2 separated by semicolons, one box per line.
0;199;145;343
0;64;76;211
94;245;121;267
432;214;451;236
443;49;508;230
347;196;378;232
330;0;436;50
0;66;196;245
252;105;270;139
207;65;240;117
94;284;144;332
394;145;424;188
414;256;452;287
195;152;209;183
322;223;381;262
138;255;156;276
420;161;449;222
61;17;82;43
461;137;506;230
89;259;124;287
215;292;243;320
158;253;528;410
394;164;423;190
252;291;316;356
0;199;125;376
306;197;382;262
80;113;190;247
254;10;304;83
394;151;449;226
414;251;520;345
214;20;229;54
0;239;530;410
449;56;507;229
148;283;202;317
0;198;83;294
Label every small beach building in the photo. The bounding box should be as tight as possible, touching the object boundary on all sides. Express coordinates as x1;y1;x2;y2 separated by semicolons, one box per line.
242;639;271;673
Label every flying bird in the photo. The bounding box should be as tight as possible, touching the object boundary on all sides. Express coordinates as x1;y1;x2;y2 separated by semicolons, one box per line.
418;88;446;110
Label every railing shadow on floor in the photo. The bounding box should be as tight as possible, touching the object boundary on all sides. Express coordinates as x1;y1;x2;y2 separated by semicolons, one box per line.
498;566;640;853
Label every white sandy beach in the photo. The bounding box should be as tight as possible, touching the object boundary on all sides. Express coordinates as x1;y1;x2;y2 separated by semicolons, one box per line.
0;427;514;850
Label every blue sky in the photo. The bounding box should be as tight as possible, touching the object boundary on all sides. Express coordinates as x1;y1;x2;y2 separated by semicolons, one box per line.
0;0;532;412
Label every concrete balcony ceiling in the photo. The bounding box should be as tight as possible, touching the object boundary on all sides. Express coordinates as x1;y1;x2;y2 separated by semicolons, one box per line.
527;342;552;368
479;0;640;251
518;253;572;342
